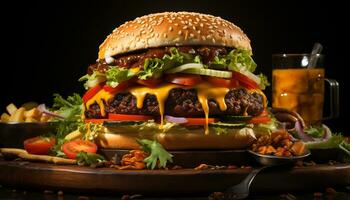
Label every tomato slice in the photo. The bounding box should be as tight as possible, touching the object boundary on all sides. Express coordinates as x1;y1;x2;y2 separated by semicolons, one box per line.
165;74;202;86
62;140;97;159
248;116;271;124
24;137;56;155
204;76;240;88
103;78;136;94
82;84;103;104
232;72;259;89
108;113;154;121
184;118;218;125
137;78;162;88
85;119;106;124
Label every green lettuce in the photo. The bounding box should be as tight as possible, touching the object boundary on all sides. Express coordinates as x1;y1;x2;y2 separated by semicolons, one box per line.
78;71;106;90
137;139;173;169
138;47;203;80
105;67;135;87
210;49;257;72
258;73;270;90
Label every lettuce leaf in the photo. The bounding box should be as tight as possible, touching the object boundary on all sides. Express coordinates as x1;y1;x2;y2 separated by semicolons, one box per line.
137;139;173;169
306;133;350;157
258;73;270;90
210;49;257;73
105;67;135;87
78;71;106;90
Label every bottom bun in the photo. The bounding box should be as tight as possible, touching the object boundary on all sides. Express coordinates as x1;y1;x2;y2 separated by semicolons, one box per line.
95;128;257;150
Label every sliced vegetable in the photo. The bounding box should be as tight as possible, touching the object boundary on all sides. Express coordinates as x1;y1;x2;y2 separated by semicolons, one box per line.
79;70;106;90
222;115;253;122
37;104;65;119
82;84;103;104
165;74;202;86
184;118;218;125
204;76;237;88
232;71;259;89
103;78;135;94
247;116;271;124
103;121;144;126
182;68;232;78
24;137;56;155
209;122;246;128
165;63;204;74
85;119;106;124
137;78;162;88
62;140;97;159
108;113;154;121
165;115;188;124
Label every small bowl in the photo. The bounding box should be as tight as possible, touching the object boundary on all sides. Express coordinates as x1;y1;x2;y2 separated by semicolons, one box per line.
248;150;311;166
0;122;56;148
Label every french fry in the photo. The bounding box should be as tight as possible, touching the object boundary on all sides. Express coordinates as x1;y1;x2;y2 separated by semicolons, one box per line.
1;113;10;122
9;107;26;122
25;117;38;122
24;108;41;119
6;103;17;115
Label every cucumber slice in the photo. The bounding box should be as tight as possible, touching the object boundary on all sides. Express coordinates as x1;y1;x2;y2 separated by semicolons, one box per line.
209;122;246;128
103;121;144;127
222;115;253;122
165;63;204;74
182;68;232;78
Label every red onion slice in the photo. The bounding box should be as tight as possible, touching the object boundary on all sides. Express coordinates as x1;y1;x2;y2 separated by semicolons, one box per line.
165;115;188;124
37;104;65;119
295;121;314;142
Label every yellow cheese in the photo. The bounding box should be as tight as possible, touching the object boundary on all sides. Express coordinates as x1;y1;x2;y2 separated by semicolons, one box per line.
86;89;113;117
127;84;180;128
196;83;229;134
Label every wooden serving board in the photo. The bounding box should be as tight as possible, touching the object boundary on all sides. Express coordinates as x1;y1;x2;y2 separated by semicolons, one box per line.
0;159;349;195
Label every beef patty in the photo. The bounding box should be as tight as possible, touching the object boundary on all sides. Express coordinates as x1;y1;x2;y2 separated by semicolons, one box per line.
84;87;264;119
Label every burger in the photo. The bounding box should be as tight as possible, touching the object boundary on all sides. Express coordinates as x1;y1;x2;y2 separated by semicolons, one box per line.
79;12;272;150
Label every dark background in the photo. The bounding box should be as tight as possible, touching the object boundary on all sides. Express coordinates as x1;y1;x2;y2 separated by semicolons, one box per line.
1;0;348;134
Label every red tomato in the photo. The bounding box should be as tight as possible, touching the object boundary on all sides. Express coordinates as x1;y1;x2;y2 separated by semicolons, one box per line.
204;76;240;88
85;119;106;124
248;116;271;124
108;113;154;121
137;78;162;88
232;72;259;89
165;74;202;86
82;84;103;104
24;137;56;155
184;118;218;125
62;140;97;159
103;78;136;94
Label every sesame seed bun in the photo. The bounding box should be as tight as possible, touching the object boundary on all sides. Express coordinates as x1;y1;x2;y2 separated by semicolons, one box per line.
98;12;252;59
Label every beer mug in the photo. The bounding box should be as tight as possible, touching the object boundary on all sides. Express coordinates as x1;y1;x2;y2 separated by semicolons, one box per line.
272;54;339;126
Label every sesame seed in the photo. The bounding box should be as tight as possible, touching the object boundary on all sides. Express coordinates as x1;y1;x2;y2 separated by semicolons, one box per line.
212;38;216;43
169;19;173;23
174;23;179;26
189;33;194;38
183;26;188;30
192;26;196;30
180;20;185;24
178;30;182;35
169;26;173;31
200;23;204;27
209;30;215;33
201;36;206;40
163;33;168;38
197;30;201;34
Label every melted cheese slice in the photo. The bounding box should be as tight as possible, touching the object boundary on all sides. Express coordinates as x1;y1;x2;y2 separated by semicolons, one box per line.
86;89;113;117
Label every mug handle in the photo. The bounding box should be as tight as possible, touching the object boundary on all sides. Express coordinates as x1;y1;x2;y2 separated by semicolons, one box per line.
323;78;339;120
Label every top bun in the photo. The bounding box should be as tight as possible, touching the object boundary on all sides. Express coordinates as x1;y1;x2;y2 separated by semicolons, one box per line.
98;12;251;59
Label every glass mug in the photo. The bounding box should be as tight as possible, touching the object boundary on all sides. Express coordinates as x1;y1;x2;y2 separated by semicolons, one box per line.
272;54;339;126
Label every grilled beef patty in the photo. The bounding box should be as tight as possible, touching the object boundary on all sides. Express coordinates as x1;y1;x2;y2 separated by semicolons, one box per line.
84;87;264;119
